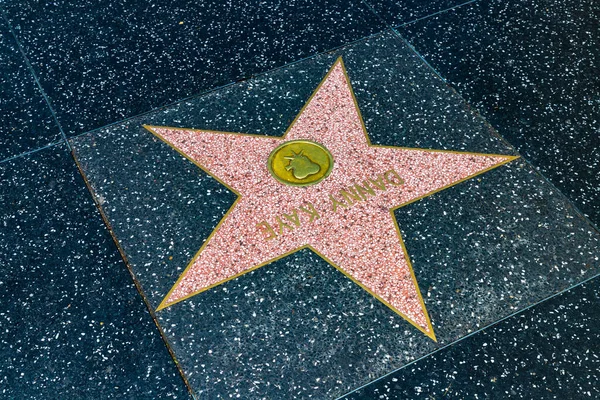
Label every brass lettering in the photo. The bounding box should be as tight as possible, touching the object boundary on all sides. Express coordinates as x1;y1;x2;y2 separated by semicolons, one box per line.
384;169;404;186
299;203;320;223
282;209;301;227
257;221;277;240
259;168;406;241
355;182;375;199
340;187;362;205
276;216;294;234
330;194;347;212
369;175;387;191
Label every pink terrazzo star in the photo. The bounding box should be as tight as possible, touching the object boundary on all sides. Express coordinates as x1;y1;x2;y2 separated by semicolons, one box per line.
145;58;517;340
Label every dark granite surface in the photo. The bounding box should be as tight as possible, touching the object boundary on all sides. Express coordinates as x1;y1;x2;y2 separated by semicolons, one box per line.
0;145;189;399
0;17;62;161
392;158;600;342
398;0;600;226
70;31;600;398
365;0;474;26
1;0;599;397
341;276;600;399
2;0;385;136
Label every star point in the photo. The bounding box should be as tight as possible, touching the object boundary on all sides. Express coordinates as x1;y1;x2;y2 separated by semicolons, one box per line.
145;58;517;339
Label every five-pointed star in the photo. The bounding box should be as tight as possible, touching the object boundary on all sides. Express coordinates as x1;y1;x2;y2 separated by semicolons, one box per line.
145;58;517;340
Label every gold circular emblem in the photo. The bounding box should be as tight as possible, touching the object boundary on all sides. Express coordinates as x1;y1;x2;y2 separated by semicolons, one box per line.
268;140;334;186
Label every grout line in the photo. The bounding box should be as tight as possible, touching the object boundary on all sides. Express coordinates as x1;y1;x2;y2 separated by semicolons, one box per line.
4;4;598;398
3;0;480;154
359;0;446;82
397;42;600;233
342;1;600;395
71;153;198;399
379;6;600;236
67;29;390;142
3;11;196;396
61;0;598;238
0;17;384;165
397;0;479;27
3;0;481;151
336;270;600;399
2;11;71;152
430;72;600;234
2;15;388;161
0;140;64;164
391;27;446;82
519;157;600;234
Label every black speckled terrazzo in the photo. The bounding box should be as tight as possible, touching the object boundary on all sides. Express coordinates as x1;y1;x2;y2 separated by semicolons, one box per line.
2;0;600;396
70;31;600;399
1;0;385;136
364;0;474;26
341;276;600;399
0;17;61;161
397;0;600;226
0;145;189;399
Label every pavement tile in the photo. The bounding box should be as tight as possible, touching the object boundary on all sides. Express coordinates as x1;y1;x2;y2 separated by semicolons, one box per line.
70;31;600;398
0;145;190;399
0;18;62;161
398;0;600;226
2;0;385;136
341;276;600;399
364;0;474;26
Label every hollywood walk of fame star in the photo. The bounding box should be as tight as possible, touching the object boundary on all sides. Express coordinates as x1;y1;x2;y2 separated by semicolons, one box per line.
144;58;517;340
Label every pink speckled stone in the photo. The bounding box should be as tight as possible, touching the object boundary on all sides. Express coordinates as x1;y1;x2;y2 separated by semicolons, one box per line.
147;59;515;337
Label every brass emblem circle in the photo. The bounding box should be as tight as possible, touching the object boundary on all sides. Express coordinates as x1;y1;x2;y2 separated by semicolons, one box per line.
268;140;334;186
